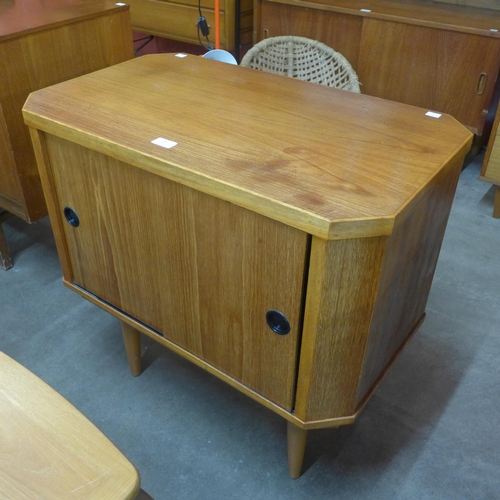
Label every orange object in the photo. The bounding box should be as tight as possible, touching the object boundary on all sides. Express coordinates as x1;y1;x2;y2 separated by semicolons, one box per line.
215;0;220;48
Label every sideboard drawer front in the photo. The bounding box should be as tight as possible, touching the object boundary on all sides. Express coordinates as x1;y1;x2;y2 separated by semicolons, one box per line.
46;136;309;410
126;0;227;46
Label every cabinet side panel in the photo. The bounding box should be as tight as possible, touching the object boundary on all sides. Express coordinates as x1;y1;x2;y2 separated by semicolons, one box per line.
358;19;500;134
29;129;74;282
481;96;500;179
482;126;500;184
1;11;133;222
45;136;308;410
258;1;362;71
0;100;24;215
295;236;387;421
356;156;462;404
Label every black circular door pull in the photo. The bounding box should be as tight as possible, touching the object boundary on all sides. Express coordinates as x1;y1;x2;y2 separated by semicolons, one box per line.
63;207;80;227
266;310;291;335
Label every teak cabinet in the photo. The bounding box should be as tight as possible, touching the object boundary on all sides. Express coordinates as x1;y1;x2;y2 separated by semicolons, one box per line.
23;55;472;478
0;0;134;267
253;0;500;135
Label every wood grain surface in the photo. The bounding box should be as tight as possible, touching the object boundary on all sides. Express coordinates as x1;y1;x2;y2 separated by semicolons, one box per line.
23;54;472;239
126;0;253;53
0;0;128;39
294;156;463;421
44;136;309;410
0;0;133;222
356;155;462;403
0;101;20;213
126;0;230;47
65;280;359;430
264;0;500;34
294;235;387;420
0;351;140;499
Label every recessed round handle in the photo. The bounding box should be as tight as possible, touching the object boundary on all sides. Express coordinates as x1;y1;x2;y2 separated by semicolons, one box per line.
63;207;80;227
266;310;291;335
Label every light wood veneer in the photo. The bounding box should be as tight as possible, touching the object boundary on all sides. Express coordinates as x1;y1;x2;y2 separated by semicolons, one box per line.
23;54;472;477
0;351;140;499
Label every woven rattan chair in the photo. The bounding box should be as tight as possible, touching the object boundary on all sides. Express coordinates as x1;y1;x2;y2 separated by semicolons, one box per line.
240;36;360;93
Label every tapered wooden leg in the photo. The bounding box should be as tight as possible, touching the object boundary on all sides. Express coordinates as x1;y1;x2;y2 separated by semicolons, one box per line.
0;222;13;271
134;488;154;499
493;186;500;219
287;421;308;479
121;321;142;376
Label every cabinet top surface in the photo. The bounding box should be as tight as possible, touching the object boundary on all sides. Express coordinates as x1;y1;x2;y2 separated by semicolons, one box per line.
23;54;472;239
266;0;500;34
0;0;127;40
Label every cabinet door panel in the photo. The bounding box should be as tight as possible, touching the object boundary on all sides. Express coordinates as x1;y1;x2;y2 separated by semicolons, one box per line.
46;136;308;410
259;1;362;71
358;19;500;134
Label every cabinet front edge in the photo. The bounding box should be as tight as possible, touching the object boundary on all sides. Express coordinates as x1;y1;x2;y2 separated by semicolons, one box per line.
22;119;399;240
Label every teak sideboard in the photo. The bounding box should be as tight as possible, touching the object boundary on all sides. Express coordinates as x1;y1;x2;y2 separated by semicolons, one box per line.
253;0;500;136
126;0;253;55
0;0;134;268
23;54;472;478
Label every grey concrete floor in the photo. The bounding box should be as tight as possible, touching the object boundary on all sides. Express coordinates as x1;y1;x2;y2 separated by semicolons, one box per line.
1;157;499;500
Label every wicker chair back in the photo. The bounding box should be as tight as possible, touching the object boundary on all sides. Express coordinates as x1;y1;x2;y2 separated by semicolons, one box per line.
240;36;361;93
